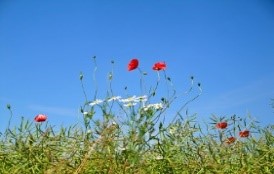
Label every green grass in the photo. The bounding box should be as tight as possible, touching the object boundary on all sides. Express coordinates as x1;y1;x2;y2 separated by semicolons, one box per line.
1;113;273;174
1;58;273;173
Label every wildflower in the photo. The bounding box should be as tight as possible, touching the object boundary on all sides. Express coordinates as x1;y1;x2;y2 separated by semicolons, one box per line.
123;102;137;107
216;122;228;129
107;96;122;102
119;96;138;103
120;96;138;107
155;155;164;160
136;95;148;102
143;103;163;111
239;130;250;138
34;114;47;122
128;59;139;71
89;99;103;106
225;137;236;144
136;95;148;106
152;103;163;110
152;62;166;71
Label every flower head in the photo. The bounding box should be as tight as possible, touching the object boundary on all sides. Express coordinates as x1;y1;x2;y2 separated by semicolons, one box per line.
216;122;228;129
119;96;138;103
136;95;148;102
225;137;236;144
155;155;164;160
152;62;166;71
143;103;163;111
128;59;139;71
34;114;47;122
120;95;148;107
89;99;103;106
123;102;137;107
239;130;250;138
107;96;122;102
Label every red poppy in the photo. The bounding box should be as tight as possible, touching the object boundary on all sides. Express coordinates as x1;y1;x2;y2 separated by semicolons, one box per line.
34;114;47;122
225;137;236;144
216;122;228;129
128;59;139;71
239;130;250;138
152;62;166;71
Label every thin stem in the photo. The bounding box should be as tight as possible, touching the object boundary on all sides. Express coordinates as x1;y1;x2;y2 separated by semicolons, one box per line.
170;82;202;125
7;104;13;130
138;68;145;95
163;70;170;99
92;56;98;100
148;71;160;99
108;60;115;97
173;85;202;123
80;72;88;103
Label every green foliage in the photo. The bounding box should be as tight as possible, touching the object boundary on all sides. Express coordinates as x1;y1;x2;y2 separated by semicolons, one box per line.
1;58;273;173
1;115;273;174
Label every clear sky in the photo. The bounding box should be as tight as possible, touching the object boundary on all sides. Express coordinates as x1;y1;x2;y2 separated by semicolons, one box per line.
1;0;274;132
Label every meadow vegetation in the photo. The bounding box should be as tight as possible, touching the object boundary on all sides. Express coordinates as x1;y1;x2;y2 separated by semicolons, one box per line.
1;57;273;174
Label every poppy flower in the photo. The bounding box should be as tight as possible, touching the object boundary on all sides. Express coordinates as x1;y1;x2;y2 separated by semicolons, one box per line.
239;130;250;138
34;114;47;122
128;59;139;71
216;122;228;129
152;62;166;71
225;137;236;144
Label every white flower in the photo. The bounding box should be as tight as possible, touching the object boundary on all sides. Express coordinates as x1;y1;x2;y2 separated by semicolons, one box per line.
119;95;149;107
115;146;126;153
83;112;89;115
107;96;122;102
136;95;148;102
155;155;164;160
119;95;137;103
143;103;163;111
153;103;163;110
123;102;137;107
89;99;103;106
120;95;148;103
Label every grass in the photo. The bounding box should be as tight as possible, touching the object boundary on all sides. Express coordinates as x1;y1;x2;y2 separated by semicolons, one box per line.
1;58;273;173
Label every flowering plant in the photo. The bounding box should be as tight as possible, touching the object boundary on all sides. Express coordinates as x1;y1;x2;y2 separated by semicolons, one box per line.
2;56;272;173
79;57;202;155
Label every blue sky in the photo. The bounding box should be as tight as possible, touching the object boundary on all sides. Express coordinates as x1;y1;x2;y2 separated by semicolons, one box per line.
1;0;274;131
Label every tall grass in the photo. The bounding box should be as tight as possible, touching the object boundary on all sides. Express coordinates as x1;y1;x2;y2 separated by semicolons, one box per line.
1;58;273;174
